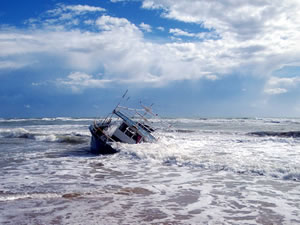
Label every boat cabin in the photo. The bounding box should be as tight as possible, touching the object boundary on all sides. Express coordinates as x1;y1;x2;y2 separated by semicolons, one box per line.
111;122;142;144
89;98;157;154
109;108;156;144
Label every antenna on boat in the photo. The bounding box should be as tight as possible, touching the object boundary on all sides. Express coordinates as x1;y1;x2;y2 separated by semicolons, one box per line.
122;89;128;98
140;101;158;117
103;90;129;124
114;89;129;111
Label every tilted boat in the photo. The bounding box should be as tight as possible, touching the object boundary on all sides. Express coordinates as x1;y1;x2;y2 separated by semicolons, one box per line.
89;93;157;154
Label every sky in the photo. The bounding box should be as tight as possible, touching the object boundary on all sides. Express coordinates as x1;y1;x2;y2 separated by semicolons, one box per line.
1;0;300;118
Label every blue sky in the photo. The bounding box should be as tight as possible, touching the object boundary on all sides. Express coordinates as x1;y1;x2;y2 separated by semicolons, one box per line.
1;0;300;118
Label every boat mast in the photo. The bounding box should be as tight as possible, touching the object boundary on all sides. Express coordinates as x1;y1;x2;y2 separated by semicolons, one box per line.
102;89;128;124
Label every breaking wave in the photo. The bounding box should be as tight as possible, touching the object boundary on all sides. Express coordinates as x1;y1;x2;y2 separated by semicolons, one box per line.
0;192;62;201
0;117;95;122
166;129;195;133
0;128;89;144
118;133;300;183
121;146;300;182
248;131;300;138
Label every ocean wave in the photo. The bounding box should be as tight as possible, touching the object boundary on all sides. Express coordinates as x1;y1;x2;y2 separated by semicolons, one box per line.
165;129;195;133
0;118;39;122
248;131;300;138
56;135;88;144
0;117;95;123
117;135;300;183
41;117;94;122
0;128;89;144
0;192;62;201
0;128;34;138
283;172;300;181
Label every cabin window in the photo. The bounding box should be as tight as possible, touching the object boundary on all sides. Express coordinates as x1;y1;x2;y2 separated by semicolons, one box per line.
132;133;142;143
125;128;134;137
119;122;139;141
119;123;128;132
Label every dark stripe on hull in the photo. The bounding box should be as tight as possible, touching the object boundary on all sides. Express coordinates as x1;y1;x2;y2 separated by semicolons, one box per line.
90;135;119;154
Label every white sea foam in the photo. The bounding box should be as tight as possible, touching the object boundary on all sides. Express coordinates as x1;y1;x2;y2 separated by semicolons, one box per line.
41;117;94;122
0;118;38;122
1;117;300;224
0;127;89;144
117;129;300;181
0;127;33;138
0;193;62;201
34;134;58;142
0;117;95;123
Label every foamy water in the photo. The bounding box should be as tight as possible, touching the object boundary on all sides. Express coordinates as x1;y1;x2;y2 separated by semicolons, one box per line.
0;117;300;224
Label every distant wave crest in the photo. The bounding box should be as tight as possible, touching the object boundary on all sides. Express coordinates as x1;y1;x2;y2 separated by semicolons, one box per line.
0;128;89;144
248;131;300;138
0;117;94;123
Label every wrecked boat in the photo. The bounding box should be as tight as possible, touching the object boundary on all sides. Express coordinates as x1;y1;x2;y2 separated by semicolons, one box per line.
89;94;157;154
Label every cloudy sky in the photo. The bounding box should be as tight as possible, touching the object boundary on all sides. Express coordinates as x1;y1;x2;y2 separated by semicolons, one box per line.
1;0;300;118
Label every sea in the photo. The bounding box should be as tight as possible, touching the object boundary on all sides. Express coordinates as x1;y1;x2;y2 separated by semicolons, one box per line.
0;117;300;225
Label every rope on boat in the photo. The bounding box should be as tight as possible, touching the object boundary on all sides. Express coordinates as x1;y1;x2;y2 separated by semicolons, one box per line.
93;121;120;149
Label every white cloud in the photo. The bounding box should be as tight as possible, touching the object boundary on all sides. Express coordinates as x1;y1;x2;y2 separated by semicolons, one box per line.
96;15;138;32
141;0;300;67
84;20;95;25
267;77;299;87
142;1;163;10
264;87;287;95
64;5;106;13
169;28;194;37
139;22;152;32
157;26;165;31
110;0;129;2
56;72;112;93
264;76;300;95
0;60;31;70
26;4;105;29
47;4;105;17
1;2;300;92
169;28;219;40
141;0;300;41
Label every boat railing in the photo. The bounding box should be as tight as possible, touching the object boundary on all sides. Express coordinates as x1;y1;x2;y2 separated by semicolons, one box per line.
101;113;113;125
93;120;118;144
113;109;156;142
115;106;154;124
